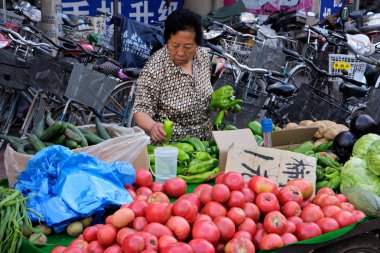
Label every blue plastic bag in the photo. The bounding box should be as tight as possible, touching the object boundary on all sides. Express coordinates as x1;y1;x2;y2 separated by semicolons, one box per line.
15;145;135;232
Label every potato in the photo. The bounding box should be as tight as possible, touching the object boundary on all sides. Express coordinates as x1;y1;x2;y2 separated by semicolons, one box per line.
299;120;314;126
22;224;32;237
336;124;349;132
29;233;48;247
35;224;52;236
310;122;327;139
285;123;299;130
313;138;328;147
79;216;93;228
318;120;336;128
66;221;83;237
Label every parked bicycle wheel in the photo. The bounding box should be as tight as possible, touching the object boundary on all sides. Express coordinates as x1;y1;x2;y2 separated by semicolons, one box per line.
52;103;89;126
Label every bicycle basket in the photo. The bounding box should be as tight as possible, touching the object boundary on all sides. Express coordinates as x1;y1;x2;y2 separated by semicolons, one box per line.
0;9;24;31
221;37;255;63
328;54;367;82
65;63;119;110
0;49;32;90
30;52;74;96
287;82;350;124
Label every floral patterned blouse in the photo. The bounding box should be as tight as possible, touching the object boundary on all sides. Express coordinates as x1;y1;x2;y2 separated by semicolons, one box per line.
133;46;213;141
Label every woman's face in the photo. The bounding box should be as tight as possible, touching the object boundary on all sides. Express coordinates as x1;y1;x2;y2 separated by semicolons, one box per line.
167;30;197;66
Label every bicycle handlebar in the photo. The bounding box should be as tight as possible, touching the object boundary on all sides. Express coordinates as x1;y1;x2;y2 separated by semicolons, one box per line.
356;54;380;66
211;21;255;39
0;26;53;49
307;25;346;46
282;48;366;86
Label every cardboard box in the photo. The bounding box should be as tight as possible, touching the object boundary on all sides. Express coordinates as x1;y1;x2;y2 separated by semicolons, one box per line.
272;127;319;149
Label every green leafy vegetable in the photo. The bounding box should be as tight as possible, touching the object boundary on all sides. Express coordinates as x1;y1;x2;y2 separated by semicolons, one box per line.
366;139;380;176
352;133;380;159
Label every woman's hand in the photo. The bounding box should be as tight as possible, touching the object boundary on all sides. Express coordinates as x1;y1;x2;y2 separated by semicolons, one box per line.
149;122;167;142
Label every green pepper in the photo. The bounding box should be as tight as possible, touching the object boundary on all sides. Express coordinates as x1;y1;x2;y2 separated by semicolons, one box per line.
177;138;206;152
162;116;173;144
177;166;187;176
147;145;156;154
325;171;340;180
324;167;338;175
326;176;341;191
211;85;234;99
304;151;315;156
194;151;212;161
209;140;217;146
317;154;340;169
172;142;194;153
210;146;219;155
178;167;220;183
214;110;225;130
226;99;243;110
316;181;329;190
149;154;155;165
164;145;190;164
316;167;325;181
233;104;241;113
314;141;333;153
189;159;203;167
210;97;230;110
224;124;238;130
293;141;314;154
202;141;210;148
325;155;341;169
248;121;263;137
150;165;155;172
188;158;219;175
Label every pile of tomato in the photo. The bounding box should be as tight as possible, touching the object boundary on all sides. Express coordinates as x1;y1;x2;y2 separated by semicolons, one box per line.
52;169;366;253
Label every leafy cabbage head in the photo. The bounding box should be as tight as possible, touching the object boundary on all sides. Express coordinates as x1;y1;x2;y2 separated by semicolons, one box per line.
352;133;380;159
340;157;380;195
366;139;380;176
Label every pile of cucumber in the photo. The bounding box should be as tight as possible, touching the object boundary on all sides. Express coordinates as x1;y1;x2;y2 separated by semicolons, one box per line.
0;112;111;155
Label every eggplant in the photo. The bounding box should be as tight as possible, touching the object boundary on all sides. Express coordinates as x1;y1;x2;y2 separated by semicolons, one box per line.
350;114;377;138
333;131;356;163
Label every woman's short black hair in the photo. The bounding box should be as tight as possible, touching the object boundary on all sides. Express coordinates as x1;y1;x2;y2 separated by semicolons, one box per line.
164;9;203;45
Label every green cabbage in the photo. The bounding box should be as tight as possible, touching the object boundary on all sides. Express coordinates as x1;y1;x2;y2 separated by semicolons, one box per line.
352;133;380;159
366;139;380;176
340;157;380;196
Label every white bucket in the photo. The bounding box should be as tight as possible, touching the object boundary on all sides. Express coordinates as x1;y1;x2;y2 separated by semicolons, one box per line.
154;147;178;183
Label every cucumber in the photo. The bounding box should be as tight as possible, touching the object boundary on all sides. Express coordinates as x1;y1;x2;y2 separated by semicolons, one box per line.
95;117;110;140
43;142;55;147
65;139;78;149
28;134;46;152
63;124;83;143
26;149;36;155
65;123;88;147
46;110;55;126
55;121;68;136
52;135;66;145
40;121;62;141
17;142;30;154
0;134;26;150
32;115;46;138
79;128;104;145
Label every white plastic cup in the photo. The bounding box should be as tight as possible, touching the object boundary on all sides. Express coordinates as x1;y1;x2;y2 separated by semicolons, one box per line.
154;147;178;183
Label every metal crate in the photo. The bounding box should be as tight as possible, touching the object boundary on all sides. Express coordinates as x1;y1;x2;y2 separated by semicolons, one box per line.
65;63;118;110
328;54;367;82
0;49;32;90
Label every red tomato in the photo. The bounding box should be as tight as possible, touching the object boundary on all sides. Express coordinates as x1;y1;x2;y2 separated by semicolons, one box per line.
241;187;255;203
172;199;198;223
237;218;257;236
166;216;191;241
286;221;296;234
193;184;212;197
301;196;313;209
301;205;324;223
215;243;225;253
135;169;153;187
225;238;256;253
194;214;212;223
243;202;260;222
140;250;157;253
147;192;170;204
189;238;215;253
192;220;220;245
316;217;340;233
136;187;153;197
127;188;137;200
282;201;301;217
286;178;314;199
339;202;356;212
51;246;66;253
112;207;135;228
161;242;193;253
214;173;224;185
259;233;284;250
136;194;148;201
105;215;113;224
116;227;136;245
227;190;245;208
213;216;236;242
129;200;149;217
312;194;329;206
252;228;267;249
316;187;335;196
133;217;149;231
281;233;298;246
296;222;322;240
83;226;98;242
97;224;117;247
211;184;230;203
249;176;278;195
145;201;171;224
104;244;123;253
150;182;165;193
136;231;159;251
227;207;246;226
178;193;201;210
143;222;174;238
233;231;252;241
263;211;287;235
335;194;347;203
333;210;357;227
277;185;303;205
63;246;87;253
255;192;280;213
200;187;213;205
202;201;227;219
222;172;244;191
165;178;187;198
352;210;366;222
158;235;177;252
287;216;303;225
121;234;146;253
320;195;340;207
94;224;105;229
322;205;342;217
69;239;88;249
87;241;105;253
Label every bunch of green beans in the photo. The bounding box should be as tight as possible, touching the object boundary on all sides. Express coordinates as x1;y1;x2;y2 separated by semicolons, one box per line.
0;187;42;252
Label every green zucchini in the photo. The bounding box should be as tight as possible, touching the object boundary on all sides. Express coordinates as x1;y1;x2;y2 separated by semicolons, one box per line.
65;139;78;149
52;135;66;145
65;123;88;147
95;117;110;140
32;115;46;138
28;134;46;152
40;121;62;141
79;128;104;145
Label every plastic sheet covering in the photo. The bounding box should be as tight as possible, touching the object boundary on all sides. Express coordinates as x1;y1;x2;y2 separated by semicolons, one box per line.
5;124;150;187
14;145;135;232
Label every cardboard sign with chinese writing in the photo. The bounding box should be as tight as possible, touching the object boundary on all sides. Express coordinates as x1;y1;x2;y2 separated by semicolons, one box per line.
225;143;317;188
